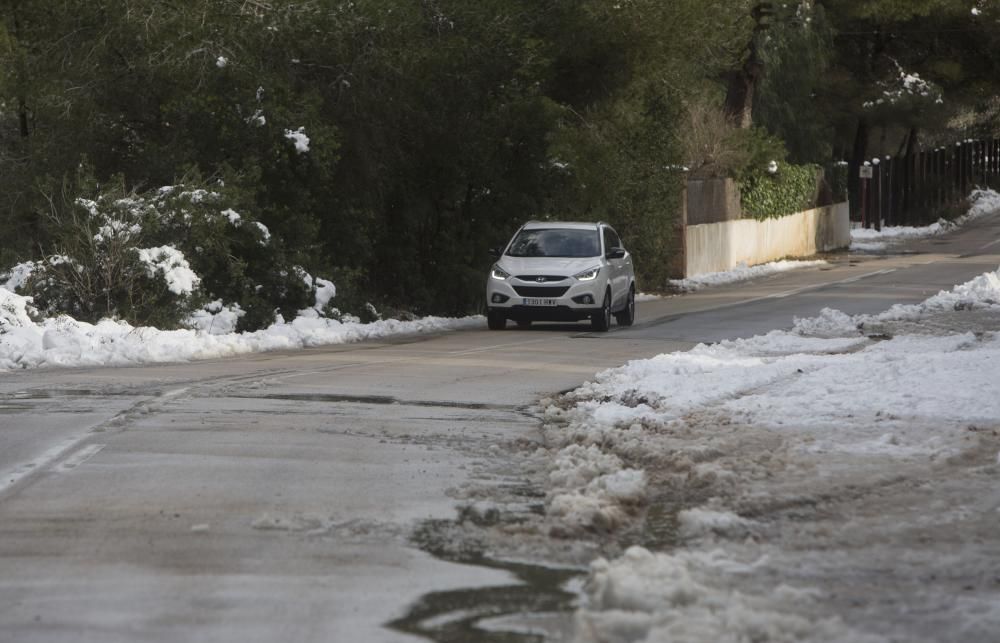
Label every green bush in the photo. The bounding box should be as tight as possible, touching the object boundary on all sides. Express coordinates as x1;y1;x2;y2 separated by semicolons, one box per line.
739;163;820;220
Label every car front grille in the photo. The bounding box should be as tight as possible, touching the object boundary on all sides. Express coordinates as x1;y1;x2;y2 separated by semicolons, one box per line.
512;286;570;297
515;275;566;283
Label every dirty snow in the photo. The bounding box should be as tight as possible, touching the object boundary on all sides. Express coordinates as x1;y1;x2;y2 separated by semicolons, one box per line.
555;259;1000;641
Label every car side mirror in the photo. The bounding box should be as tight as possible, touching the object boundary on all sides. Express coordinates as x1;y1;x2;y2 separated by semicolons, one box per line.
489;247;502;259
606;247;626;260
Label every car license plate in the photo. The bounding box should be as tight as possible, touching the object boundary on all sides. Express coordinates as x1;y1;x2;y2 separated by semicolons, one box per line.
523;298;557;306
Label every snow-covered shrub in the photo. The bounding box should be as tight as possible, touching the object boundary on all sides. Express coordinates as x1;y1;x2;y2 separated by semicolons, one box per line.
18;173;310;329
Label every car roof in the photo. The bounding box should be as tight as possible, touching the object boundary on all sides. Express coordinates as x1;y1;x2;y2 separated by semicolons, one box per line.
522;221;603;231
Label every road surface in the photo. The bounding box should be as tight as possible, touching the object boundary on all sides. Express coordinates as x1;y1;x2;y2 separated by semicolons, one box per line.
1;213;998;642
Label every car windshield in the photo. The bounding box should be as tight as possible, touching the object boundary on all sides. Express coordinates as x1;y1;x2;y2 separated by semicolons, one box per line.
506;228;600;258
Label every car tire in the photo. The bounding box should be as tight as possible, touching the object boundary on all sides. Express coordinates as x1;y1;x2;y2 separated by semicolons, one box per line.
516;320;532;329
591;290;611;332
487;310;507;330
614;287;635;327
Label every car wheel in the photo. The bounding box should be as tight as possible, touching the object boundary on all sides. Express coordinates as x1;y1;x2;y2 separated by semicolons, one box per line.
487;310;507;330
614;287;635;327
591;290;611;332
516;320;532;329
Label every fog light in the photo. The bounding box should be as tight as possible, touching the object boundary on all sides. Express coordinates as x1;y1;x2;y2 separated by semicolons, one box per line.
492;293;510;304
572;294;595;305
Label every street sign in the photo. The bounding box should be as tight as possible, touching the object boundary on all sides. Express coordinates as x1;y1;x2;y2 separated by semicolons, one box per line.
859;166;873;179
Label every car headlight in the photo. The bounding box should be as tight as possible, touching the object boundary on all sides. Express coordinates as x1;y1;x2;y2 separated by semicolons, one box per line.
491;264;511;280
574;266;601;281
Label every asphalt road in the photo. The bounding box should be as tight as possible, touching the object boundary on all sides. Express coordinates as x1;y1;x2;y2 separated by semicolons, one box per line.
1;212;998;642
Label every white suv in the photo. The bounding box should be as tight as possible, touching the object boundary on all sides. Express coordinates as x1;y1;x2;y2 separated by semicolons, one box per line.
486;221;636;331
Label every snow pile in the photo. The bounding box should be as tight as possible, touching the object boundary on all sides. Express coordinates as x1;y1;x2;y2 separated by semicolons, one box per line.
870;268;1000;323
2;262;36;291
0;287;36;331
546;444;647;535
966;187;1000;219
545;264;1000;532
0;284;481;371
184;300;246;335
670;260;827;292
851;188;1000;251
559;266;1000;459
564;265;1000;642
575;546;883;643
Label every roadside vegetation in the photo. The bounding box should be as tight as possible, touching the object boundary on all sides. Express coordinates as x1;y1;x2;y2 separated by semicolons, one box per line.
1;0;998;328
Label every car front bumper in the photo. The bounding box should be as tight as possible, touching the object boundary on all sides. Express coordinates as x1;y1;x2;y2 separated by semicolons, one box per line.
486;278;604;321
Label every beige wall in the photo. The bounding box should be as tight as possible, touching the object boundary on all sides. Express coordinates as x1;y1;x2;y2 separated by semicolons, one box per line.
685;202;850;277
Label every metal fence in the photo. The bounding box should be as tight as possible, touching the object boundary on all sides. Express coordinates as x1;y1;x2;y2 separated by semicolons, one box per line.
851;137;1000;230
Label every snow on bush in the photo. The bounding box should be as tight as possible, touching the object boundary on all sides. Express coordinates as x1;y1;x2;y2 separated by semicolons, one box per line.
136;246;200;295
284;127;310;153
5;177;316;330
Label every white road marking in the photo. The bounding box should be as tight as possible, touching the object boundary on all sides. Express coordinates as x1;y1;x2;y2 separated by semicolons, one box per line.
0;433;90;495
835;268;897;284
762;269;898;299
54;444;106;473
0;387;190;496
979;238;1000;251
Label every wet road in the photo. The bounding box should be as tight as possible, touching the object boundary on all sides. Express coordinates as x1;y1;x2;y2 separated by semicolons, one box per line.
0;213;998;642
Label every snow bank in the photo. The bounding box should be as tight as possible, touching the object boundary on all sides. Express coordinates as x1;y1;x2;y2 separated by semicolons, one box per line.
670;260;827;292
851;188;1000;251
0;285;480;371
184;300;246;335
2;262;36;291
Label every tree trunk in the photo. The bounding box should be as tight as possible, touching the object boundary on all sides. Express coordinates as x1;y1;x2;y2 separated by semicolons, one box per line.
723;2;771;129
723;60;761;129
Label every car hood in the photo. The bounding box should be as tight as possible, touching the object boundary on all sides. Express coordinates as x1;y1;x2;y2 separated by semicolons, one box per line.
496;256;601;277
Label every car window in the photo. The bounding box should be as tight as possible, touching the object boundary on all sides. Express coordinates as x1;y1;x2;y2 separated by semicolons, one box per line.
602;227;622;252
506;228;601;258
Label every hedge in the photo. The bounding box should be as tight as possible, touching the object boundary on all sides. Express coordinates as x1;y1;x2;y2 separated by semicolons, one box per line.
739;163;820;220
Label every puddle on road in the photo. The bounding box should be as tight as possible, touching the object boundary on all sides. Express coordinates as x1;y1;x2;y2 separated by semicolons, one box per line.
388;520;581;643
4;388;149;400
7;389;98;399
0;403;33;414
242;392;522;412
